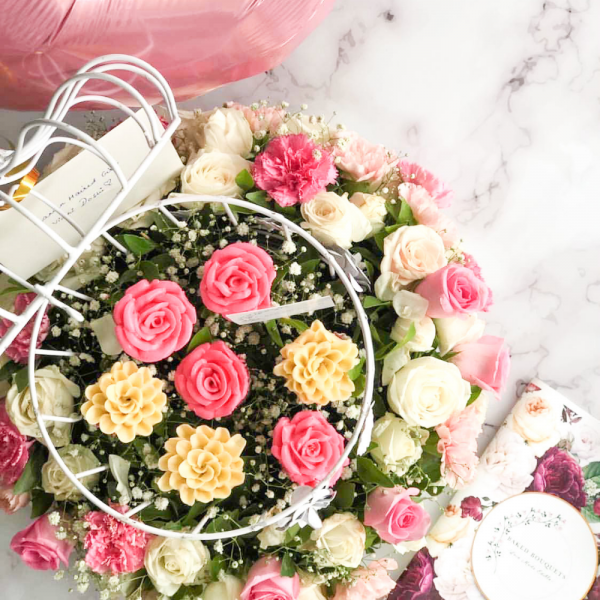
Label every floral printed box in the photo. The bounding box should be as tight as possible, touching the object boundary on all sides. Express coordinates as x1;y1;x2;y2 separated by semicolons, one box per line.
391;379;600;600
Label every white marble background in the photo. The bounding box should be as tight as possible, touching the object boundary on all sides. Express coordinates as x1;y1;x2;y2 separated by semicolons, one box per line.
1;0;600;597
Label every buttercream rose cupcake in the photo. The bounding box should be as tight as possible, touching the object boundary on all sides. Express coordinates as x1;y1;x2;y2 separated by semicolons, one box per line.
114;279;196;363
200;242;275;317
175;341;249;419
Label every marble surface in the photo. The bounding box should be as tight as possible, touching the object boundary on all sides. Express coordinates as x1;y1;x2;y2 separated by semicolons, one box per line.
2;0;600;597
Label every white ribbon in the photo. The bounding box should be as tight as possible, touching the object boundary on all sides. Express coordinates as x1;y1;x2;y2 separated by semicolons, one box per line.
277;486;336;531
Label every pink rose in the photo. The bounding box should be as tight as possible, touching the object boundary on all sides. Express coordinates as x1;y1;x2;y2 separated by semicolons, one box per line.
334;133;397;186
435;397;488;488
0;485;29;514
364;486;431;545
416;263;493;318
114;279;196;363
241;557;300;600
398;159;453;208
399;183;458;249
0;401;32;485
0;293;50;364
253;133;338;207
272;410;349;487
594;498;600;517
175;341;249;419
200;242;275;317
84;506;152;574
450;336;510;397
333;559;398;600
228;102;285;134
11;514;74;570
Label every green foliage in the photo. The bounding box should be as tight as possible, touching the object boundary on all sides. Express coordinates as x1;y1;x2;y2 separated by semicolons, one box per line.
279;318;309;333
357;457;395;488
334;482;356;509
0;360;19;382
140;260;160;281
118;233;159;256
467;385;483;405
583;462;600;479
280;553;297;577
266;320;284;347
362;296;390;309
187;327;212;352
235;169;255;191
348;357;365;381
30;489;54;518
13;443;47;495
15;366;29;393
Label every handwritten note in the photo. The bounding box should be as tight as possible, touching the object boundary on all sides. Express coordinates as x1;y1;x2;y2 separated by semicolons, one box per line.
0;110;183;280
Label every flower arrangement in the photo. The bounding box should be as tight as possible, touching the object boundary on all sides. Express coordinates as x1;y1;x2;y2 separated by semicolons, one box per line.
0;101;511;600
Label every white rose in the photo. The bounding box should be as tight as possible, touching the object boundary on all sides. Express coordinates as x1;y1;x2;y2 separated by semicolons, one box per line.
144;536;210;596
382;344;411;386
480;427;537;500
299;582;328;600
506;392;561;456
202;108;253;157
285;114;334;144
42;444;100;500
257;524;286;549
570;421;600;467
370;412;427;476
392;290;429;320
35;238;106;291
426;505;472;558
301;191;372;249
375;225;447;300
180;150;251;198
349;192;387;235
391;315;435;352
6;365;79;447
311;512;366;568
202;574;244;600
388;357;470;428
394;537;427;555
434;315;485;356
433;537;483;599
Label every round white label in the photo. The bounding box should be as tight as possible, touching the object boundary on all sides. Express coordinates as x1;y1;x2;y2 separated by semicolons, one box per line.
472;493;598;600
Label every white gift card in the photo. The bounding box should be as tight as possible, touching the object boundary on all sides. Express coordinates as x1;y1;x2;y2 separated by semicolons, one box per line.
472;492;598;600
0;110;183;280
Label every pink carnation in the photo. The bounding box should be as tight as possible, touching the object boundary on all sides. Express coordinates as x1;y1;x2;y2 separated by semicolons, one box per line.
0;484;29;514
83;506;152;574
228;102;285;134
253;133;337;207
399;183;458;248
435;397;488;488
0;293;49;363
0;402;32;486
334;133;397;187
333;559;398;600
399;159;453;208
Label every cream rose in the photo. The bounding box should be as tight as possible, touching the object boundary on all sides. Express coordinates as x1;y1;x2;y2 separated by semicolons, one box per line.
144;536;210;596
299;582;328;600
349;192;387;235
388;357;470;428
180;150;251;197
203;574;244;600
300;191;372;249
6;365;79;447
375;225;447;300
506;392;561;456
434;315;485;356
42;445;100;501
311;512;366;568
382;345;411;386
202;108;253;157
257;524;286;549
370;412;428;476
426;505;472;557
391;315;436;352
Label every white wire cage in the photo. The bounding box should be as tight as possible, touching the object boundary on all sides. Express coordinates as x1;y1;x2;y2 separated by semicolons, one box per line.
0;55;376;541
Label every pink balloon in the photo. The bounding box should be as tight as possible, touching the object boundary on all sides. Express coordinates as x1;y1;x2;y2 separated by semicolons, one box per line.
0;0;335;110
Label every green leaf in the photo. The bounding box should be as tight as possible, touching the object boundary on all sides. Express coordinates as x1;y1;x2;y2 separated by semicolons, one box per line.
118;234;159;256
245;190;270;208
374;230;387;252
118;269;139;286
364;526;380;549
30;489;54;519
13;444;46;495
356;457;395;488
181;501;208;527
341;180;371;196
348;357;365;381
284;523;301;544
467;385;483;406
374;341;396;361
265;320;284;348
583;462;600;479
395;322;416;349
280;553;296;577
582;505;600;524
15;367;30;393
152;253;176;270
206;515;234;534
0;285;29;297
279;318;309;333
385;201;401;223
209;555;227;581
187;327;212;352
398;200;416;226
235;169;254;191
351;373;366;398
300;258;321;274
140;261;160;281
152;211;171;232
420;453;442;483
423;431;441;457
0;360;19;382
334;482;356;509
363;296;390;309
370;324;383;345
